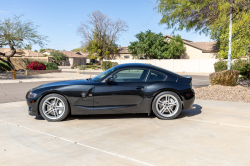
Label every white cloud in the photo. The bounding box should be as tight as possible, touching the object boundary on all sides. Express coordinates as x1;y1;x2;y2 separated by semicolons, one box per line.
69;24;72;27
0;11;6;13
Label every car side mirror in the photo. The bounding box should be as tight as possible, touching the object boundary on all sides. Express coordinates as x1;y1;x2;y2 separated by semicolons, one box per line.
106;77;114;83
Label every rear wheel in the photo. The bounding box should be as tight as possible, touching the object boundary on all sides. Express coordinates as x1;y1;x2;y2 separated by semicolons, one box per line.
152;91;182;120
39;94;70;122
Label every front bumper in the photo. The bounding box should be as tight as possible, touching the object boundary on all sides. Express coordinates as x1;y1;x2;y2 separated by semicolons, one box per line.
26;93;40;116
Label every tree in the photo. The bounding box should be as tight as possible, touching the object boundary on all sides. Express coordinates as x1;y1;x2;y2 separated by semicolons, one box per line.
50;50;67;66
156;0;250;59
39;48;45;53
34;50;38;52
165;35;185;59
24;44;32;50
77;11;128;60
71;48;81;52
0;15;48;70
128;30;184;59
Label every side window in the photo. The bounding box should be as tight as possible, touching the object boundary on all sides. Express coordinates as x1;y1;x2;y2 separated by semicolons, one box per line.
113;69;148;82
147;70;166;82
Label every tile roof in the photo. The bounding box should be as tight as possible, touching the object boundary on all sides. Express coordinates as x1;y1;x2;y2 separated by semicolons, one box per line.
164;34;218;52
110;47;130;54
0;48;44;57
43;50;89;58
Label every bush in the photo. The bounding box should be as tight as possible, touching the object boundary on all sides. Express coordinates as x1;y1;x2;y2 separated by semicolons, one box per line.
101;61;118;71
0;61;11;71
27;61;46;70
214;60;228;72
209;70;240;86
71;63;78;69
231;59;250;80
85;65;98;68
43;62;58;70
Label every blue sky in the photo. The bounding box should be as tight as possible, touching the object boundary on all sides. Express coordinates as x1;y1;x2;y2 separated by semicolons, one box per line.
0;0;211;51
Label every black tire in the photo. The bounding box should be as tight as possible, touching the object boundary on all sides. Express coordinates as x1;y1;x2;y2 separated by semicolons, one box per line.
152;91;182;120
39;93;70;122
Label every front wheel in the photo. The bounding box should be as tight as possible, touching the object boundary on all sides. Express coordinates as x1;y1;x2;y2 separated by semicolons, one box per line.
39;94;70;122
152;91;182;120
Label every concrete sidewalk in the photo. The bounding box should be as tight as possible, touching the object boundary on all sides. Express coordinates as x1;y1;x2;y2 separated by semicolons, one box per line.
0;99;250;166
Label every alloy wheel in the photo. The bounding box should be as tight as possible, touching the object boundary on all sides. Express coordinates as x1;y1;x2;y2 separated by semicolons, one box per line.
156;94;179;117
42;97;66;120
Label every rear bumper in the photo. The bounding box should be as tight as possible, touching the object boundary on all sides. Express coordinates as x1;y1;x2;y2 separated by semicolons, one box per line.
183;94;195;110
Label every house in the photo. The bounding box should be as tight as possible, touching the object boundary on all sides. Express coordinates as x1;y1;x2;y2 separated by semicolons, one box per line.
0;48;44;57
105;35;219;60
42;50;88;66
164;35;218;59
105;47;133;60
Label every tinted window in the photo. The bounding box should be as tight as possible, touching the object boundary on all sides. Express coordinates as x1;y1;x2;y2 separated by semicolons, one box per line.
113;69;149;82
147;70;166;82
92;66;117;82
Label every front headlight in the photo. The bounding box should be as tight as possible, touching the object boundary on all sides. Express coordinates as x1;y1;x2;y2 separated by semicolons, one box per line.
27;91;37;98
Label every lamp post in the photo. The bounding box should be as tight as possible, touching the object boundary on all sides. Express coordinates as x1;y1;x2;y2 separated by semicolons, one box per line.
227;1;233;70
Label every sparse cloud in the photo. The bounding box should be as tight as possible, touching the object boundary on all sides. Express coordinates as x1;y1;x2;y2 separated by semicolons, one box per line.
69;24;72;27
0;11;6;13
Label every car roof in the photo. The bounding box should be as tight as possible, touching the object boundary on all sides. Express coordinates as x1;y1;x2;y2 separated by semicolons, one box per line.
115;63;186;79
116;63;171;74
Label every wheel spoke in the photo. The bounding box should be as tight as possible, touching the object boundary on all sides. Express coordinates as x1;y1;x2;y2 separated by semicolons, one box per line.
167;107;174;114
44;108;53;114
53;110;58;117
168;102;177;106
160;106;167;113
45;101;52;107
53;98;58;106
158;100;164;105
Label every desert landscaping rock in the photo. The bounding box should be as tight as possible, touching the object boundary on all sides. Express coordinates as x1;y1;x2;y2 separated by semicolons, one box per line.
193;83;250;103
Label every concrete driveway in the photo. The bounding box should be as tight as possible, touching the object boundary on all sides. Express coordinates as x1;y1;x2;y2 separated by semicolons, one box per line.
1;99;250;166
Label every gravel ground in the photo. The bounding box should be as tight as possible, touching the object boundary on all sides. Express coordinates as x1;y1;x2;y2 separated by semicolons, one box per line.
193;80;250;103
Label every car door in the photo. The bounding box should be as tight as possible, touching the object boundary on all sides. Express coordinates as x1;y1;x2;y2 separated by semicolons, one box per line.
93;68;149;113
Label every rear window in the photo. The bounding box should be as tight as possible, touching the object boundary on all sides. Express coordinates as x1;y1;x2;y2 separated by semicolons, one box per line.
147;70;166;82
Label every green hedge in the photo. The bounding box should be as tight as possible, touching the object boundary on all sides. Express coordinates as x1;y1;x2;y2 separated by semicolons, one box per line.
0;61;11;71
214;59;250;79
43;62;58;70
214;60;227;72
101;61;118;71
85;65;98;68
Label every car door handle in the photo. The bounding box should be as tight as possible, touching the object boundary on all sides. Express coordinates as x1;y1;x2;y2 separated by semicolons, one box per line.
136;86;144;90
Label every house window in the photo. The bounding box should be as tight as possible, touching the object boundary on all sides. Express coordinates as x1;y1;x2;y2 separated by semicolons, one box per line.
124;55;130;59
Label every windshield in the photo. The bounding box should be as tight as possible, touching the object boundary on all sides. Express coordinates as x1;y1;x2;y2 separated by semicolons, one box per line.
91;66;118;82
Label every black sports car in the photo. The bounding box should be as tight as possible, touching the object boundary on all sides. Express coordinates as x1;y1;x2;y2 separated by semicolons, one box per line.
26;63;195;122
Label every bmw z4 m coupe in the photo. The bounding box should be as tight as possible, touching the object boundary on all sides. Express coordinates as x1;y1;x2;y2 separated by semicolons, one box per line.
26;63;195;122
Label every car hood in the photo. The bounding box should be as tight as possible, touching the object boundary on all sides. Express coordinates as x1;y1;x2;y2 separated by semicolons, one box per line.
33;79;91;90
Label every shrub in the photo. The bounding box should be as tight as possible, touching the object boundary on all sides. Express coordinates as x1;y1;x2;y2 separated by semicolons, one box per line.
209;70;240;86
214;60;228;72
0;61;11;71
27;61;46;70
101;61;118;71
43;62;58;70
231;59;250;80
85;65;98;68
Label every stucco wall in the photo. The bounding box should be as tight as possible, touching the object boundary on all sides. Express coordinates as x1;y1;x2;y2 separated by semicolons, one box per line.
103;59;218;73
106;54;133;60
